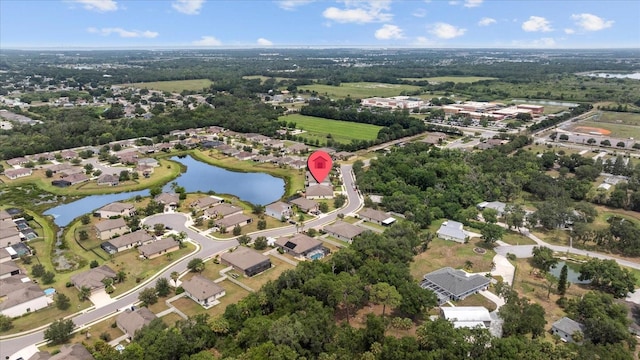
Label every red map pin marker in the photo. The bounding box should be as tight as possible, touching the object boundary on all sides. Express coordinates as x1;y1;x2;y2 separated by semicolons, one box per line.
307;150;332;183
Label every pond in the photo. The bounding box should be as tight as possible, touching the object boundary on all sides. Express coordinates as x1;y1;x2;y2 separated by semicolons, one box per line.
549;260;591;284
580;72;640;80
44;155;285;227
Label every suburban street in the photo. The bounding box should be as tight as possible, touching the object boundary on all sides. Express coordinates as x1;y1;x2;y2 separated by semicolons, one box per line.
1;164;361;360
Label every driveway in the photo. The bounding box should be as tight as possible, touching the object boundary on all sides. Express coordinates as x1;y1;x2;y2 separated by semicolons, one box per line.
89;289;112;308
490;254;515;285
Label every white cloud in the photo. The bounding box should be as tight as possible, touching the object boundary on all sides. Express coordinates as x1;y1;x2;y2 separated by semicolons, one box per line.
478;17;496;26
192;36;222;46
172;0;205;15
87;27;158;38
564;28;575;34
277;0;315;10
571;13;614;31
522;16;553;32
375;24;404;40
463;0;483;7
257;38;273;46
322;1;392;24
412;8;426;18
413;36;436;46
71;0;118;12
429;22;466;39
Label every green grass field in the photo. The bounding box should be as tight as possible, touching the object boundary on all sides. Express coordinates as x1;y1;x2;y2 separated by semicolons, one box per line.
242;75;294;83
402;76;497;83
280;114;382;143
595;111;640;126
569;120;640;139
123;79;213;93
298;82;421;99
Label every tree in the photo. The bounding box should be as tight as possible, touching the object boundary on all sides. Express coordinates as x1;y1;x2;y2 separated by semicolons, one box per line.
370;282;402;319
318;202;329;213
579;258;636;298
153;223;165;236
90;259;99;268
44;319;75;345
78;286;91;301
187;258;205;273
257;219;267;230
42;271;55;284
55;293;71;310
156;277;171;297
139;287;158;305
335;273;365;324
233;225;242;236
334;194;347;208
238;235;251;245
544;273;558;299
601;139;611;146
80;214;91;225
116;270;127;283
464;260;474;271
531;246;558;274
45;169;53;178
559;134;569;141
566;291;633;346
587;138;596;145
482;208;498;224
480;223;503;245
0;314;13;331
78;229;89;241
170;271;180;286
499;294;546;338
31;263;45;277
557;264;568;295
254;236;268;250
616;141;626;148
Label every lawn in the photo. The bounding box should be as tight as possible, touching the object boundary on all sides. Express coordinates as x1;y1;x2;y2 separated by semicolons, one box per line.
242;75;293;83
298;82;421;99
455;293;497;311
228;257;295;290
402;76;497;83
410;238;495;281
568;120;640;139
501;230;538;246
123;79;213;93
279;114;382;144
597;111;640;126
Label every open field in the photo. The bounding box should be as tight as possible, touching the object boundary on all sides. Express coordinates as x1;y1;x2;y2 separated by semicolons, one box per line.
402;76;497;83
410;238;495;281
242;75;294;83
568;120;640;139
596;111;640;126
123;79;213;93
500;231;538;246
280;114;382;144
298;82;421;99
172;279;250;318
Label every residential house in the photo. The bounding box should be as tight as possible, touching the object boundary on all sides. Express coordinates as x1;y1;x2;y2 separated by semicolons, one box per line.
116;307;157;339
0;228;21;248
63;173;89;185
421;267;491;305
5;168;32;180
215;214;252;230
305;185;334;199
94;218;129;241
323;221;365;243
136;158;159;168
290;197;319;214
6;157;28;167
155;193;180;210
358;208;396;226
0;209;12;223
275;233;324;259
181;275;225;309
190;196;224;211
30;343;96;360
551;317;585;343
477;201;507;217
138;238;180;259
235;151;254;161
265;201;292;220
60;150;78;160
70;265;117;293
95;202;136;218
289;159;306;169
334;151;355;161
51;179;72;188
204;203;243;219
221;246;272;277
264;139;284;149
441;306;493;330
306;171;331;186
0;248;11;263
287;142;309;154
0;280;49;318
421;132;448;145
0;261;21;279
436;220;468;243
103;230;154;253
96;174;119;186
46;163;73;174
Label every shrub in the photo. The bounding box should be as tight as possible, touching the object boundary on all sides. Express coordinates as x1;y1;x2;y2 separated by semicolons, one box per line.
175;286;185;295
89;260;99;268
99;332;111;342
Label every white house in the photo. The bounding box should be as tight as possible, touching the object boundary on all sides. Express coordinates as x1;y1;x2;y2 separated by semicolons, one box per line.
181;275;225;309
436;220;467;243
0;278;50;318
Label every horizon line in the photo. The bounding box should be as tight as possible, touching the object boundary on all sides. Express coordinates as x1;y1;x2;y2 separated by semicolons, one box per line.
1;46;640;51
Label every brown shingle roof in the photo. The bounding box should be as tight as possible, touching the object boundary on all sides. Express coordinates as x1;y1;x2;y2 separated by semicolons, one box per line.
181;275;224;301
138;238;179;257
275;233;322;255
116;307;157;337
323;221;365;240
107;230;153;249
221;247;270;272
70;265;116;291
94;218;128;232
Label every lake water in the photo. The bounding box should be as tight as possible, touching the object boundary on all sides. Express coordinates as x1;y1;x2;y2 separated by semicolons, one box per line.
549;261;591;284
512;99;579;107
44;155;285;227
581;72;640;80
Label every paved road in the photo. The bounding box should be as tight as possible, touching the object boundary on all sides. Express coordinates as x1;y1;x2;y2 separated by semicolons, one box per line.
1;164;361;360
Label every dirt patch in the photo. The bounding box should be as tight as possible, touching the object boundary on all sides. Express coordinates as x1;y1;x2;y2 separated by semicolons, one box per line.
574;126;612;135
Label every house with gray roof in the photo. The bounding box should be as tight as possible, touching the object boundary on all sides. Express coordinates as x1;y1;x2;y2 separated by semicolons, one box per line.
215;214;252;230
155;193;180;210
70;265;116;293
0;260;21;280
275;233;324;259
265;201;292;220
138;238;180;259
421;267;490;305
181;275;225;309
0;282;49;318
477;201;507;216
95;202;135;218
103;230;154;253
436;220;467;243
190;196;224;211
323;221;365;243
94;218;129;240
204;203;243;219
116;307;157;339
359;208;396;226
30;343;95;360
96;173;119;186
551;317;585;343
305;185;334;199
221;246;271;277
290;197;319;213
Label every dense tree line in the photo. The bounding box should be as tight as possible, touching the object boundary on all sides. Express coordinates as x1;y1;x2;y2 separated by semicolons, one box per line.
528;103;593;132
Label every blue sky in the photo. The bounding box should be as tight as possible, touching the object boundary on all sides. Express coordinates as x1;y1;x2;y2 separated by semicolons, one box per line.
1;0;638;49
